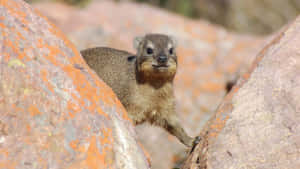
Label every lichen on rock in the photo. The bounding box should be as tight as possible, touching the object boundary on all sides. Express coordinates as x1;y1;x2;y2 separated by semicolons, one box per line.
0;0;149;168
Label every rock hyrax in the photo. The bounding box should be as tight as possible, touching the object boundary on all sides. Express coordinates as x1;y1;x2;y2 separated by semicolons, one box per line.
81;34;199;147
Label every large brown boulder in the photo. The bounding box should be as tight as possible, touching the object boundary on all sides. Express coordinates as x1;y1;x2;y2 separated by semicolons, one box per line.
182;16;300;169
32;1;266;168
0;0;149;168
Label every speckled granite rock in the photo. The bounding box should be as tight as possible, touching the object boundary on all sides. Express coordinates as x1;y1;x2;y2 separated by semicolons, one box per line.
182;16;300;169
0;0;149;168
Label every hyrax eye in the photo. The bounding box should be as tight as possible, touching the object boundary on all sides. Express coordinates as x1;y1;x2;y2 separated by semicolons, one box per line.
169;48;174;55
146;48;153;55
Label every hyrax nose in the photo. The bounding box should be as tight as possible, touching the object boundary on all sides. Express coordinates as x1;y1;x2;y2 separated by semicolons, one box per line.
158;55;168;63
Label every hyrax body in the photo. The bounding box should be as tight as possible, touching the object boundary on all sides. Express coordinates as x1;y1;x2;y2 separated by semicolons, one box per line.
81;34;198;147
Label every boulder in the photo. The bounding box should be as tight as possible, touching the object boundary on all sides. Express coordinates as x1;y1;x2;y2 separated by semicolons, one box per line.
0;0;149;168
33;1;265;168
182;16;300;169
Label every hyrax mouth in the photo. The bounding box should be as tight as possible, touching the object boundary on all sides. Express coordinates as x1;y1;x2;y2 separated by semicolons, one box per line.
152;64;169;70
152;64;168;68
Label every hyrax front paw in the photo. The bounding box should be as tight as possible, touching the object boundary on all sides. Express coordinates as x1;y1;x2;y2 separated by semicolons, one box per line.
189;136;201;154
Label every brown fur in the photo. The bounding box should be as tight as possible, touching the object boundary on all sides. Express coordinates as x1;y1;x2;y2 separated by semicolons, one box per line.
81;34;196;147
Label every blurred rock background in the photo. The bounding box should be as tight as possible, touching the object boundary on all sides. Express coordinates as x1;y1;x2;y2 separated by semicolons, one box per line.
130;0;300;34
27;0;300;34
24;0;299;168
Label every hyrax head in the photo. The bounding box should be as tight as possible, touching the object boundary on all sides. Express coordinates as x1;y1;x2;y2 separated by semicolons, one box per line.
133;34;177;81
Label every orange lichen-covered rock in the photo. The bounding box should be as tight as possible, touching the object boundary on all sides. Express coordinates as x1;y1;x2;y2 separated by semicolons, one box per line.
0;0;149;168
32;1;265;169
182;16;300;169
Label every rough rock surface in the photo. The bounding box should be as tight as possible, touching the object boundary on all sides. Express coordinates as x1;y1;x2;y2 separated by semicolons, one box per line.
182;16;300;169
33;1;265;168
0;0;149;168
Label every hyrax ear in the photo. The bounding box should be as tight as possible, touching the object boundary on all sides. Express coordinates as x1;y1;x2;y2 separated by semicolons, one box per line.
133;36;144;50
169;35;177;47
